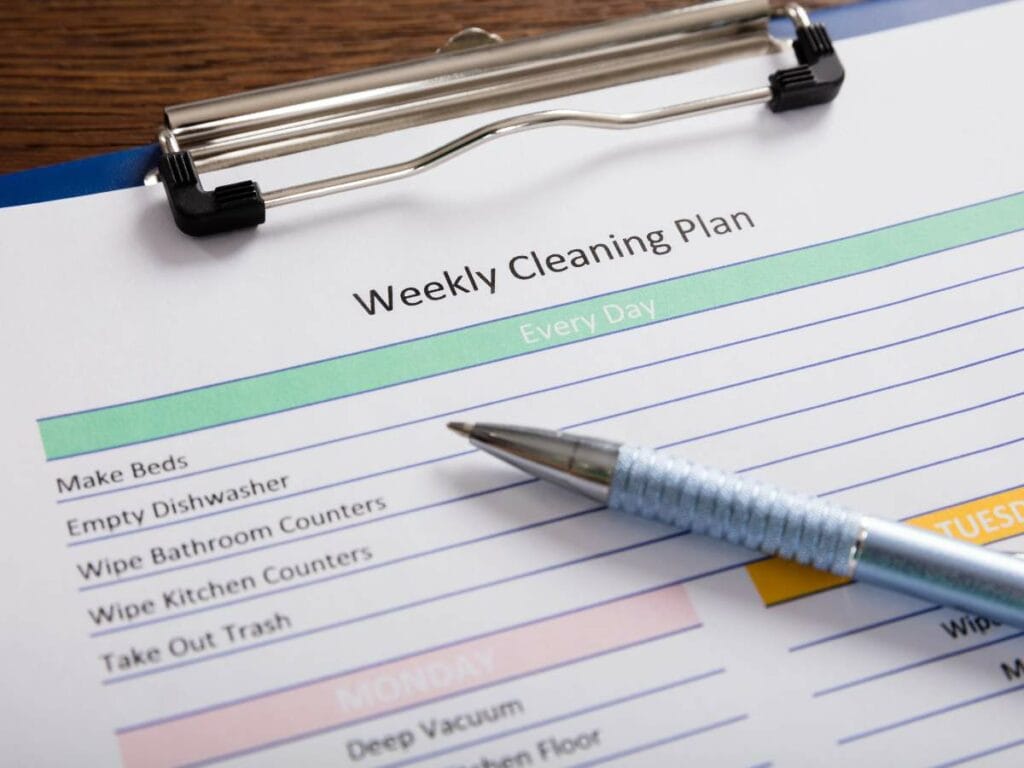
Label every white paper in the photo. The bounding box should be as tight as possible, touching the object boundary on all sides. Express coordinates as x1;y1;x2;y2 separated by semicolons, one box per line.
2;3;1024;766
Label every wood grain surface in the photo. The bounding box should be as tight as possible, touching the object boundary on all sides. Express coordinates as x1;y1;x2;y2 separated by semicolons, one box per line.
0;0;852;174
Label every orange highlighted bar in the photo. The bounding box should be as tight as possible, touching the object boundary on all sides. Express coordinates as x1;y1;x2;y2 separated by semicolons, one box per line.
746;559;849;606
746;485;1024;606
118;583;699;768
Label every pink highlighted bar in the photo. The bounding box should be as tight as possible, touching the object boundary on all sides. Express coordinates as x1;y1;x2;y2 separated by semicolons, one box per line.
119;584;698;767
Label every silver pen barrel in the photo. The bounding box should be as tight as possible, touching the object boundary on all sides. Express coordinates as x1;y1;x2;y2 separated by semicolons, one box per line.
855;518;1024;627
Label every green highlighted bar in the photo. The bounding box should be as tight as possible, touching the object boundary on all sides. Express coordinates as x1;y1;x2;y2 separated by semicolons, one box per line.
39;194;1024;460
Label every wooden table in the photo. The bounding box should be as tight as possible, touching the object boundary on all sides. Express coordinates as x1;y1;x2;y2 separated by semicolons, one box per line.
0;1;852;174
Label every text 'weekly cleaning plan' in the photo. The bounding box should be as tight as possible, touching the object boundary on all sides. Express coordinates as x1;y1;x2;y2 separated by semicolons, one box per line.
2;3;1024;766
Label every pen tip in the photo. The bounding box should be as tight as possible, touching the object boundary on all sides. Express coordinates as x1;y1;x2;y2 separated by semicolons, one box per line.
447;421;475;437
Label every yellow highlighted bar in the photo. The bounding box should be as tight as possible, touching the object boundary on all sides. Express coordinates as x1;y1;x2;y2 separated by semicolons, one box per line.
746;485;1024;606
910;485;1024;544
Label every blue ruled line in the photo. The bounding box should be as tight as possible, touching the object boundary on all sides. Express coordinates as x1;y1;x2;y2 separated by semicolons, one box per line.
742;390;1024;474
838;683;1024;745
930;736;1024;768
814;632;1024;698
789;607;942;652
571;713;749;767
823;435;1024;497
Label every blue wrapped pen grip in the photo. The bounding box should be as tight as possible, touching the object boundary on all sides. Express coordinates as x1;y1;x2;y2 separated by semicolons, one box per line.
610;447;864;576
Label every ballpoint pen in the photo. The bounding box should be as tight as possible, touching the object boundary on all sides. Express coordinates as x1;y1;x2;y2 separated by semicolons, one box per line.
447;422;1024;627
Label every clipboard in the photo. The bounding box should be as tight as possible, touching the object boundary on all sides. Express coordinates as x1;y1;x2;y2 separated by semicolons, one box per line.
0;0;1007;219
2;4;1024;764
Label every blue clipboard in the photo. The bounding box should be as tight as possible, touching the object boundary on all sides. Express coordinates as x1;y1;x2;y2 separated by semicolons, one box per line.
0;0;1006;210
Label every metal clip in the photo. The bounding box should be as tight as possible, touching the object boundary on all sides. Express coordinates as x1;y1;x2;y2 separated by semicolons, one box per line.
156;1;843;236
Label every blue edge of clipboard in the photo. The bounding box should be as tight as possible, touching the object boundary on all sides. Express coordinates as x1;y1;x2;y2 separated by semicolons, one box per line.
0;0;1007;209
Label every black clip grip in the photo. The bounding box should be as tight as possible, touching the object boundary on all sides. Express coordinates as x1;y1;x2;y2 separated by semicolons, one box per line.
159;152;266;237
768;23;844;112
